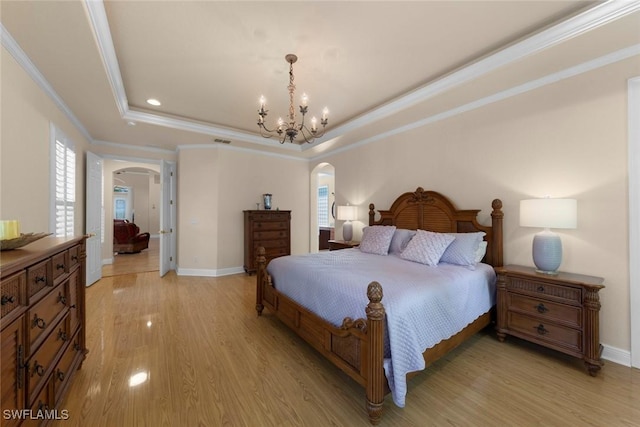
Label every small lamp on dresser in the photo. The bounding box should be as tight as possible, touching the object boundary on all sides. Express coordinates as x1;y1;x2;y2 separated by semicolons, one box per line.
520;197;577;275
337;205;358;242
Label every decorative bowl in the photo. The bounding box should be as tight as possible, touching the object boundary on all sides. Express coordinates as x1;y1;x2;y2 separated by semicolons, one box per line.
0;232;51;251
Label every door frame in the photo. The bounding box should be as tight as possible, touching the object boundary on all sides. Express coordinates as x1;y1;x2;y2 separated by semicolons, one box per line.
629;76;639;368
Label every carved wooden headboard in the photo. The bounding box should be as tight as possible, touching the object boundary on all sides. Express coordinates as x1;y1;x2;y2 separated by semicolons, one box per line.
368;187;503;267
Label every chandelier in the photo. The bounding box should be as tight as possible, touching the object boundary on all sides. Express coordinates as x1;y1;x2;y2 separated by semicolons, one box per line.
257;54;329;144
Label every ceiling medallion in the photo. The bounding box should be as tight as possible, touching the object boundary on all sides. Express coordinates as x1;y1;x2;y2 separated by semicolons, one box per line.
257;54;329;144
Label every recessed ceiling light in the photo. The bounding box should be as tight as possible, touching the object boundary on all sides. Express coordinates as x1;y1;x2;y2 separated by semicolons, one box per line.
146;98;161;106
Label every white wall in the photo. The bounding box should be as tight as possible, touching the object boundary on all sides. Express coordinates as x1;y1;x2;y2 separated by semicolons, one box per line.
0;46;90;234
176;146;309;275
312;56;639;355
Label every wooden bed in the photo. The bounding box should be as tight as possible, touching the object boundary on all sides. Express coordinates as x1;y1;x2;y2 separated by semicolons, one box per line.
255;187;504;424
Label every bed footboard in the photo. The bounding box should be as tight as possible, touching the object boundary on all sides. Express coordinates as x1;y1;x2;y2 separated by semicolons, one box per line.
256;247;387;424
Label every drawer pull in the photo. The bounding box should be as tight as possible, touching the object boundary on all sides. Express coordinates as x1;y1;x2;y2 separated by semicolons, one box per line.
35;276;46;284
56;368;66;382
32;361;45;377
74;343;81;352
56;263;65;270
71;254;78;261
32;315;46;329
58;330;68;341
70;303;77;309
537;286;545;292
37;400;49;412
1;295;16;305
536;303;548;314
535;324;549;335
58;293;67;305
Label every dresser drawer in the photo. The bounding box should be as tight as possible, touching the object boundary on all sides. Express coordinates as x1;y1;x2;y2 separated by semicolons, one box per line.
1;271;26;321
249;212;290;222
27;283;67;352
254;239;288;250
51;250;68;283
265;249;289;259
507;293;581;328
23;379;53;427
507;311;582;354
252;220;289;231
253;230;289;240
67;269;81;335
507;276;582;305
27;315;69;406
53;328;82;403
67;245;80;269
27;259;52;301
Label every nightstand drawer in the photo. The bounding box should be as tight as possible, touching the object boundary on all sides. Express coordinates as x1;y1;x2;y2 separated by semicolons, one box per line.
507;312;582;353
507;293;581;328
507;276;581;305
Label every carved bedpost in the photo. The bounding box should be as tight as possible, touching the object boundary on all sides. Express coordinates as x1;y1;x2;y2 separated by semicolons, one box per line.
256;246;266;315
365;281;385;425
368;203;376;226
491;199;504;267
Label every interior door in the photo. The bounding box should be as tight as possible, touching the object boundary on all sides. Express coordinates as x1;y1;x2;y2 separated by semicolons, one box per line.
159;160;176;276
85;151;103;286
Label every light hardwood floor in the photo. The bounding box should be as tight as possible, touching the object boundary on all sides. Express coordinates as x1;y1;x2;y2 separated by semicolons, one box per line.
55;271;640;426
102;237;159;277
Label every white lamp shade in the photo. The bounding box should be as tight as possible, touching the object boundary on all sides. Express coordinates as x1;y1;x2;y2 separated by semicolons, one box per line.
520;198;577;229
337;205;358;221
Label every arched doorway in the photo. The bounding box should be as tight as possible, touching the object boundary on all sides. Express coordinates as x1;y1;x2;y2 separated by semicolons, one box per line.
310;163;335;253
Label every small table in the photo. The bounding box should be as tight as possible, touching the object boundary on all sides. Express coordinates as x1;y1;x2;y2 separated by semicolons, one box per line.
495;264;604;376
328;240;359;251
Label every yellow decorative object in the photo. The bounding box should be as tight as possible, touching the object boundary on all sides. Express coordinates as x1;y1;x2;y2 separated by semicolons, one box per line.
0;220;20;240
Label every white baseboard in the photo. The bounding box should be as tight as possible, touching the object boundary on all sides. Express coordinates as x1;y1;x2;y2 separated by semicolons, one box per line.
176;266;244;277
602;344;632;367
102;257;113;265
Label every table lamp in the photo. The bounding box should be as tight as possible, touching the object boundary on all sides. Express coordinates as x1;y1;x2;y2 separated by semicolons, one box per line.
520;198;577;274
337;205;358;242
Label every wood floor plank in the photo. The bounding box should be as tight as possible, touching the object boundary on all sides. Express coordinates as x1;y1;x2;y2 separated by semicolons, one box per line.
54;271;640;426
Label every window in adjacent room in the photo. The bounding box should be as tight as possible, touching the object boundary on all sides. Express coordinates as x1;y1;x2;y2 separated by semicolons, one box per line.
318;185;329;227
50;125;76;237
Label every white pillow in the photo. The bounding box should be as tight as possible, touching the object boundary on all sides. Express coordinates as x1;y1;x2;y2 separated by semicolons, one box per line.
400;229;455;266
389;229;416;254
359;225;397;255
440;232;486;267
474;241;488;264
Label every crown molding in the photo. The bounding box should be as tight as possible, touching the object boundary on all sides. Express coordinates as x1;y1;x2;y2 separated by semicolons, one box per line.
311;44;640;162
83;0;128;117
1;23;93;143
302;0;640;152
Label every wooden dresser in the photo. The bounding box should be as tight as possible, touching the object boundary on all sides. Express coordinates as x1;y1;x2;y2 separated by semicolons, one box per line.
495;265;604;375
1;236;87;426
243;210;291;275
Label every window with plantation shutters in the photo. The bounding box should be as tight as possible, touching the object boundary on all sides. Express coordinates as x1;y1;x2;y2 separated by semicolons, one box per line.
318;185;329;227
51;125;76;237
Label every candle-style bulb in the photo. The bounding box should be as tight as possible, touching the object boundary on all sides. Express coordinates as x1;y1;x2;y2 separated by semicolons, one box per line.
311;116;317;131
322;108;329;120
260;96;266;107
301;93;308;107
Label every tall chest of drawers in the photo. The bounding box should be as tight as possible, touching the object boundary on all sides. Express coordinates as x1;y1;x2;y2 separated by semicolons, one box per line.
495;265;604;376
243;210;291;275
1;236;87;426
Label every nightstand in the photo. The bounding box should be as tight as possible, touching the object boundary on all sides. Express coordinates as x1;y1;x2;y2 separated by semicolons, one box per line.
495;265;605;376
328;240;359;251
